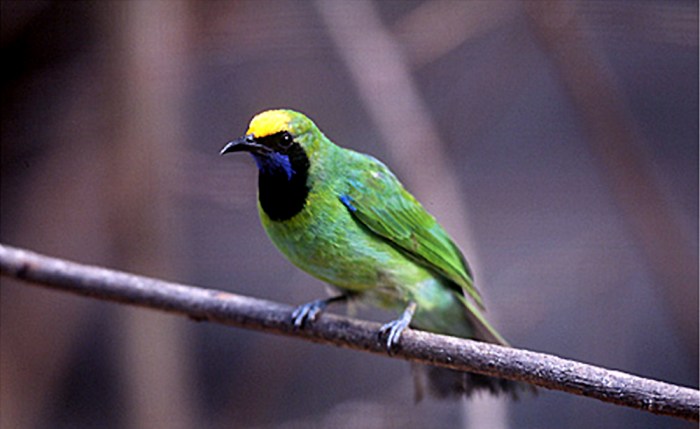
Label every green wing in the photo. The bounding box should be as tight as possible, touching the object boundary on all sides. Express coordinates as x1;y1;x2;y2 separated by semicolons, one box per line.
340;156;484;309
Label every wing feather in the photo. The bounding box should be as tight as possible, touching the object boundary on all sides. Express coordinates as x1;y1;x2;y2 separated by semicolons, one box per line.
341;157;484;309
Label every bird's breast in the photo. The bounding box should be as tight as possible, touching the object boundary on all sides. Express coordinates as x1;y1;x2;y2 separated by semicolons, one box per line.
261;189;388;291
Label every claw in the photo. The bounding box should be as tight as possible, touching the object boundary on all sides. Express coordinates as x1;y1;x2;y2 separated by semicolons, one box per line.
378;301;417;353
379;319;408;352
291;299;327;328
291;295;350;328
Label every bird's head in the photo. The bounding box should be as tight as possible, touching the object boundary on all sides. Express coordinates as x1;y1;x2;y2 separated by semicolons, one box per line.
221;109;322;220
220;109;322;179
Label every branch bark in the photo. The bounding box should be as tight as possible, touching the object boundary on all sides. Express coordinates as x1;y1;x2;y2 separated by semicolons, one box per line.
0;243;697;422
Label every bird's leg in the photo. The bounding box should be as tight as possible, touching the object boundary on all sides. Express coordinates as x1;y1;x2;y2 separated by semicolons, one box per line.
291;294;351;328
379;301;417;352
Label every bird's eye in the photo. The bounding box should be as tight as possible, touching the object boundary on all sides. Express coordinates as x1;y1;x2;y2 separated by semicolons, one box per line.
279;132;293;149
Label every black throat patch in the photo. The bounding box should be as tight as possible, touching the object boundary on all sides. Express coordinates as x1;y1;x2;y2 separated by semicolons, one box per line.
254;133;310;221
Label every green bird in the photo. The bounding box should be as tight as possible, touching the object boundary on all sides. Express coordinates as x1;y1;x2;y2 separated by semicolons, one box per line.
221;109;526;398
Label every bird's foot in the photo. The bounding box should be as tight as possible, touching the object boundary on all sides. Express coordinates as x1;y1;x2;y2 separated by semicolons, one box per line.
291;295;349;328
291;299;328;328
378;301;417;353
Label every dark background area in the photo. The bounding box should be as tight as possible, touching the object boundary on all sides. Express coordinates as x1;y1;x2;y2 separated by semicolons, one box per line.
1;1;697;428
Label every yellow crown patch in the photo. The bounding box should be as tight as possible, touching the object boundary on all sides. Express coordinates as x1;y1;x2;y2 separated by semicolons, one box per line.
247;110;292;138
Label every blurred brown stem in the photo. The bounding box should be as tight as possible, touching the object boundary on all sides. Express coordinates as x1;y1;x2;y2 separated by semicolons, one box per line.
524;1;698;361
1;243;698;422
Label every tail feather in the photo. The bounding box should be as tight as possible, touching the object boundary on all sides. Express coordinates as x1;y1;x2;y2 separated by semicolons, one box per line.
412;291;536;400
412;363;530;400
407;283;535;399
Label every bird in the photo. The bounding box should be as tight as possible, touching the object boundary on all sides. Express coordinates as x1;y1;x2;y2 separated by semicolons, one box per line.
220;108;529;398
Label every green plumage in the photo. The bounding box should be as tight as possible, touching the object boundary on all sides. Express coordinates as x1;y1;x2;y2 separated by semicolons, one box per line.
221;109;527;398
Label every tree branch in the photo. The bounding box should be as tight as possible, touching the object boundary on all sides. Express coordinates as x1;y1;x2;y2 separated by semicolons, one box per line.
0;244;697;422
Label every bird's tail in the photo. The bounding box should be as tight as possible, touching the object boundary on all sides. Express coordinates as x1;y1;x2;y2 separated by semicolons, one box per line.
413;293;535;400
412;363;525;400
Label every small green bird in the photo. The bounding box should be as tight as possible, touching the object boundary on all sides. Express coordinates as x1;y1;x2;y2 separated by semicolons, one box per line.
221;109;526;398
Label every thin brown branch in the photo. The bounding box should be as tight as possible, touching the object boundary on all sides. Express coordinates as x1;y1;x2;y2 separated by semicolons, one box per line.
0;244;697;422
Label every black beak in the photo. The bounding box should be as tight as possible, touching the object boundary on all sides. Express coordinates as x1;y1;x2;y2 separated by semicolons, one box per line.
220;135;269;156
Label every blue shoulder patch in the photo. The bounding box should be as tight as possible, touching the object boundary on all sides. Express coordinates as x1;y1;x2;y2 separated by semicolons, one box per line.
339;194;357;212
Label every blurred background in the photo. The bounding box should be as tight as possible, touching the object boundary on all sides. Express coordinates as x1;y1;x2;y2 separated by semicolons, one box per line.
1;1;697;428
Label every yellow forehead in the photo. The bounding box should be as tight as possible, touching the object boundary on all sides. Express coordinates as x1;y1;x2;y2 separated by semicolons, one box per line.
247;110;292;138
